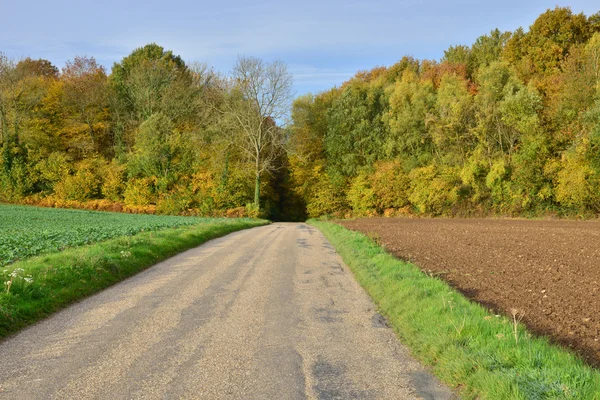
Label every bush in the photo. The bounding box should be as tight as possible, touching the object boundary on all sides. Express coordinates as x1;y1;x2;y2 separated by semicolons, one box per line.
156;184;195;215
370;161;410;210
555;150;599;212
408;165;460;215
35;152;71;193
244;203;260;218
0;157;35;201
347;171;377;216
306;174;349;218
53;158;105;201
123;177;156;206
102;161;127;201
485;159;513;211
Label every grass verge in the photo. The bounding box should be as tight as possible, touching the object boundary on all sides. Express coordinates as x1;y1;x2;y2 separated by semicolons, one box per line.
309;220;600;400
0;218;267;338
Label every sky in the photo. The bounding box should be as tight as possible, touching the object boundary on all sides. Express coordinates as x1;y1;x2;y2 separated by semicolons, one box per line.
0;0;598;95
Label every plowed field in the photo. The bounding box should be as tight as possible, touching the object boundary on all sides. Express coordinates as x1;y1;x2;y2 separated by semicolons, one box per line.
340;218;600;366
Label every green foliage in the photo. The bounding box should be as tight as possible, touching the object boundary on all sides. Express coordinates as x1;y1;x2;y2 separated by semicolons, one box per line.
110;43;192;123
346;170;377;216
0;47;291;218
555;146;599;212
306;174;348;218
470;29;512;71
127;112;193;189
123;177;156;206
408;164;460;215
325;82;388;176
287;9;600;218
4;8;600;220
370;161;411;211
34;151;70;192
53;158;105;201
384;69;436;166
101;160;126;201
485;159;513;209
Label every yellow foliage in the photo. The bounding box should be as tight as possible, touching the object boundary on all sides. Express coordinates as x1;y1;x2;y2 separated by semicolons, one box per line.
101;161;126;201
409;165;459;215
123;177;156;206
555;151;598;211
53;158;105;201
370;161;410;210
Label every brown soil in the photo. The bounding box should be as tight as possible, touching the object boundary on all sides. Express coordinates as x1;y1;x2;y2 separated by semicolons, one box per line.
339;217;600;367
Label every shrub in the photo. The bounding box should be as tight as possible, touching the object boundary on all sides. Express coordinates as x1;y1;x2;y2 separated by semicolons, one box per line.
485;159;513;211
53;158;105;201
123;177;156;206
101;161;127;201
370;161;410;210
555;150;599;212
306;174;349;218
409;165;460;215
347;171;377;216
156;184;195;215
35;152;71;192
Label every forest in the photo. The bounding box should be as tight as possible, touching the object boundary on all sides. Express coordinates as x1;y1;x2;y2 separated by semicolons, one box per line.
1;7;600;220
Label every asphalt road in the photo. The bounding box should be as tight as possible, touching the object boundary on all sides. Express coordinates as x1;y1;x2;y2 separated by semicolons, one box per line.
0;223;453;399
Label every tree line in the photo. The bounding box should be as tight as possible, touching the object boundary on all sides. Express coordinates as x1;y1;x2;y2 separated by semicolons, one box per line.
287;7;600;218
0;45;303;220
2;7;600;220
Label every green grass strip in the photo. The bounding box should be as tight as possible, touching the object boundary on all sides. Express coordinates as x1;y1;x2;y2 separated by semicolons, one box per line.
0;218;268;338
309;220;600;400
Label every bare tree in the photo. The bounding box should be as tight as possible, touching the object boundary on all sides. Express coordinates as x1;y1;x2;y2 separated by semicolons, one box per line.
224;56;293;208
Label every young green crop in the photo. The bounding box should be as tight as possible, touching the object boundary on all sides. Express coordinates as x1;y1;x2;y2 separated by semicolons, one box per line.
0;204;242;266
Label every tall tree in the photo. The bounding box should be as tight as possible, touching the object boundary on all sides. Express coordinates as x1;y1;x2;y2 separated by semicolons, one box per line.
61;56;110;155
224;56;293;207
109;44;197;151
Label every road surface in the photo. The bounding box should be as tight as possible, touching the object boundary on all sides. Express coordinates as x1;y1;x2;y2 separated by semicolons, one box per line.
0;223;453;399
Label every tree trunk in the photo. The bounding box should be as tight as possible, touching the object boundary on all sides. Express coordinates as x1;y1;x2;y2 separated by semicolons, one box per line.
254;171;260;208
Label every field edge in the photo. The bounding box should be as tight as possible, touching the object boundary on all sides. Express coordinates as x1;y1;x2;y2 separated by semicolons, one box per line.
308;219;600;400
0;218;269;339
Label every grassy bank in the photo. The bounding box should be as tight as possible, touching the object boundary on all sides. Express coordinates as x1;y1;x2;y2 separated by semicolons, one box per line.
309;220;600;400
0;218;267;338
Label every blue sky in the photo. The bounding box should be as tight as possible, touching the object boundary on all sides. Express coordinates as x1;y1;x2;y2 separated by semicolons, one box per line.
0;1;598;95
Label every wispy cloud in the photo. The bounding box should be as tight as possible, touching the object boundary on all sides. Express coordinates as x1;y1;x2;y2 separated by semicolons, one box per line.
2;0;599;94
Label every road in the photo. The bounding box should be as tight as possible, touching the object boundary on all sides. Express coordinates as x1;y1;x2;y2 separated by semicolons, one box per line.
0;223;452;399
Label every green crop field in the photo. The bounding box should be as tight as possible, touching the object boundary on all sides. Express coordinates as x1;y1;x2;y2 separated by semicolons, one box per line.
0;204;233;266
0;203;266;337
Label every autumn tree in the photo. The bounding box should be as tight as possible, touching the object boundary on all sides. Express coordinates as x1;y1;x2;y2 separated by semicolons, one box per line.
224;56;293;208
0;55;59;199
61;56;110;155
109;44;198;152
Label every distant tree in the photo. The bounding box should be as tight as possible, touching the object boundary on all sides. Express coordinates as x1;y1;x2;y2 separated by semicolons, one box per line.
470;29;511;71
384;69;436;167
326;81;388;176
128;112;191;186
442;45;471;66
224;56;293;207
15;58;58;79
109;44;197;151
0;54;59;198
504;7;592;78
61;56;110;154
